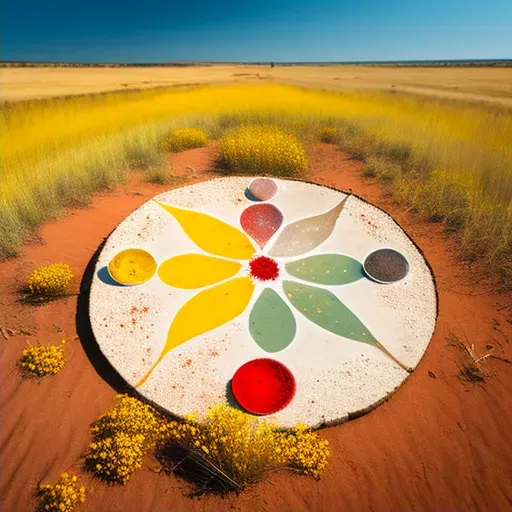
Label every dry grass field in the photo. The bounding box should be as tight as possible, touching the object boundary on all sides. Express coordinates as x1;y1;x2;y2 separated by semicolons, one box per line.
0;65;256;101
270;65;512;106
1;64;512;104
1;69;511;281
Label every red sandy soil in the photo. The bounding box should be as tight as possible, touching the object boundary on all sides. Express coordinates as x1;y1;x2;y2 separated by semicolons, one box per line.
1;144;512;512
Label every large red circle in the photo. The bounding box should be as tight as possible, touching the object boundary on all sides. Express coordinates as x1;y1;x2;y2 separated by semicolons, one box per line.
231;358;296;415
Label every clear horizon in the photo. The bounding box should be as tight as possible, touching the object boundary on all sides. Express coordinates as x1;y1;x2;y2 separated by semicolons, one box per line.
2;58;512;64
1;0;511;63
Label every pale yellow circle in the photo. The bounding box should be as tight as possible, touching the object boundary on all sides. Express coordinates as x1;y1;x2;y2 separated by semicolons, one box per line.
108;249;157;286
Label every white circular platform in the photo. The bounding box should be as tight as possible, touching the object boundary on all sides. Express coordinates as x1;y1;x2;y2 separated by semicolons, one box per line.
89;177;437;428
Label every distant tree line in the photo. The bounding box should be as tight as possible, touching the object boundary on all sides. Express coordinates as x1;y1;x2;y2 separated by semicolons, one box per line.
0;62;216;68
1;59;510;68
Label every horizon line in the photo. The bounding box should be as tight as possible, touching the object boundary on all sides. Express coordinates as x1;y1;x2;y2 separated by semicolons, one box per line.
1;57;512;67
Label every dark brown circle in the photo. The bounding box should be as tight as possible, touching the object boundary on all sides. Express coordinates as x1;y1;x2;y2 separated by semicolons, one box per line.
364;248;409;283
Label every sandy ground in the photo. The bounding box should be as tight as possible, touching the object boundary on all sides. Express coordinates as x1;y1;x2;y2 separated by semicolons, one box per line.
2;65;512;105
1;144;512;512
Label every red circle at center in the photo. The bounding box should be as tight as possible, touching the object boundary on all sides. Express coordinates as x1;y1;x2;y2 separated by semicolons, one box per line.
231;358;296;415
249;255;279;281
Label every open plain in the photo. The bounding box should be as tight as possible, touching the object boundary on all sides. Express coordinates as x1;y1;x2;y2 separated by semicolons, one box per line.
1;64;512;104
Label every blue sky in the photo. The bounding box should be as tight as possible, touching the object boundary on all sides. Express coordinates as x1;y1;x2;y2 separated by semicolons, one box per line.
1;0;511;62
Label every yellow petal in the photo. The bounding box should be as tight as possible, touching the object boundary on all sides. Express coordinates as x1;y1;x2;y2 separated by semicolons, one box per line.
136;276;254;387
155;201;255;260
158;254;241;289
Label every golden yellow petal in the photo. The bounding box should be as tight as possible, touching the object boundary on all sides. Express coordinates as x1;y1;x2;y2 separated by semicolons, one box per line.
136;276;254;387
158;254;241;289
155;201;255;259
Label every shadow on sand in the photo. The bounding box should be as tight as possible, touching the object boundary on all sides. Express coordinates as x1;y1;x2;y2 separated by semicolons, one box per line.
75;239;131;393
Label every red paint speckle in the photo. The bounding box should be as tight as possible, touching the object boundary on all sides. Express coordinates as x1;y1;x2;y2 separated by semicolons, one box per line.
249;256;279;281
231;358;296;415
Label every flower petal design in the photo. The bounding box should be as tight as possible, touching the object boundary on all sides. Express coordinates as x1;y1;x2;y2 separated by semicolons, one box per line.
285;254;364;285
283;280;410;372
269;195;350;258
249;288;296;352
158;254;241;289
155;201;255;260
240;204;283;249
137;277;254;387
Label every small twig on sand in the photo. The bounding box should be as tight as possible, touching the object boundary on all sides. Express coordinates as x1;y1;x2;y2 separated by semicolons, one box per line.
447;331;498;383
489;355;512;365
0;327;33;339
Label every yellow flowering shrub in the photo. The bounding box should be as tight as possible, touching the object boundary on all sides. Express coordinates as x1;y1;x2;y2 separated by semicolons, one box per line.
158;404;331;491
90;394;162;439
85;396;330;491
85;433;146;485
219;125;308;176
36;472;85;512
84;394;164;485
271;423;331;479
319;126;339;143
158;405;278;490
26;263;74;298
18;338;66;377
161;127;208;152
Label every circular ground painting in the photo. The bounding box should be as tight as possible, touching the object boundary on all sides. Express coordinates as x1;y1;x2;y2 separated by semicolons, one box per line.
89;177;437;428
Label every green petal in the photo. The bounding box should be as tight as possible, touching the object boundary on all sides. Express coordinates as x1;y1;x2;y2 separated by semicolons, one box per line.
286;254;364;285
249;288;296;353
283;280;410;372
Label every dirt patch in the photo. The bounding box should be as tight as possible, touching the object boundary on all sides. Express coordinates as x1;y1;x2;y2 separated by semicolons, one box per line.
1;143;511;511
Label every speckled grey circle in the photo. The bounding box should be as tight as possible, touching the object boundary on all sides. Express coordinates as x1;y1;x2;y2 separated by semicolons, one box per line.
364;248;410;284
89;177;437;428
